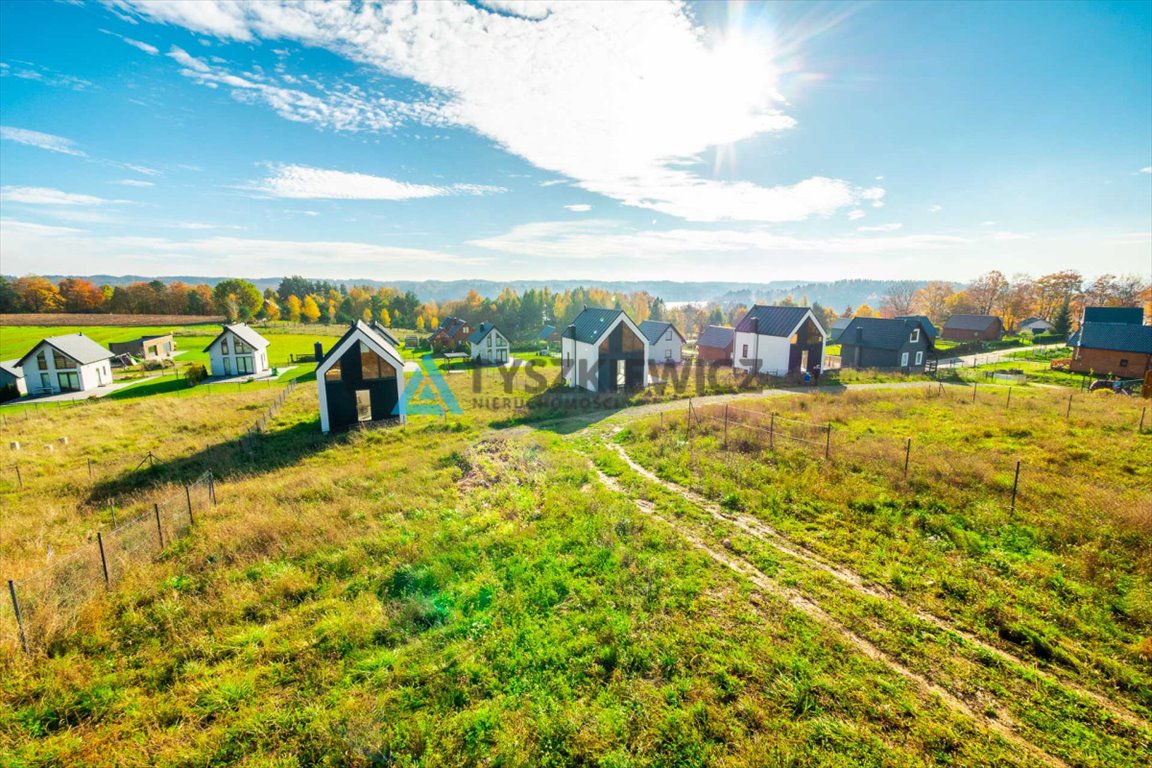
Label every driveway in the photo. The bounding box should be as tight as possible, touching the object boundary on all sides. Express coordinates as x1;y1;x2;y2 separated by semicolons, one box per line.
1;376;162;406
936;343;1065;369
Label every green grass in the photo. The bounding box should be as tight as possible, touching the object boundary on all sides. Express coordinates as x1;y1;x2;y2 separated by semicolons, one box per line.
1;365;1150;765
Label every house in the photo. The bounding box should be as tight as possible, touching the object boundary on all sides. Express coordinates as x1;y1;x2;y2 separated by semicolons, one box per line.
839;317;935;370
15;334;114;395
941;314;1003;342
561;307;650;392
895;315;938;339
732;305;827;376
316;320;406;433
0;360;28;399
109;334;175;361
696;325;735;364
430;317;471;351
1069;309;1152;376
469;322;510;365
538;324;559;351
639;320;685;364
370;321;402;348
829;317;852;343
1016;317;1053;335
203;323;271;377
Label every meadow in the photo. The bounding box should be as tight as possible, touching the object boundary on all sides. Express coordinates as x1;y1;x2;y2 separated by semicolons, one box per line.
1;329;1150;766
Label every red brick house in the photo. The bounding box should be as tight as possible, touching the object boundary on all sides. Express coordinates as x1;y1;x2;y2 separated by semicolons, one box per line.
429;316;471;351
941;314;1004;342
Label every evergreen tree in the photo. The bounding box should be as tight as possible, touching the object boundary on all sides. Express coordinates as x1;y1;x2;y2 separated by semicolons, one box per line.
1052;298;1072;336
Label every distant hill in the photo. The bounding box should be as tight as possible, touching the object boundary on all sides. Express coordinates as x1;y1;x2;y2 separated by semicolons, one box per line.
35;275;943;310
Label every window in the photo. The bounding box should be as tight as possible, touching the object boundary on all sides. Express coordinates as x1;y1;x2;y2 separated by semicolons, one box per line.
915;351;924;366
742;344;749;358
53;351;75;369
1119;359;1129;368
665;348;672;359
36;351;48;370
236;356;253;374
900;352;909;367
234;339;249;354
221;337;229;354
324;358;342;381
360;342;396;380
910;328;920;343
356;390;372;421
665;329;672;341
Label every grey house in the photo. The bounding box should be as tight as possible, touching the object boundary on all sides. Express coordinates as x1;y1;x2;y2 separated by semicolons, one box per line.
839;317;935;370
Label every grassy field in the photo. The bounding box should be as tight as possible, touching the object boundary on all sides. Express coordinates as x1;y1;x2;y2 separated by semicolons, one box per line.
1;334;1150;765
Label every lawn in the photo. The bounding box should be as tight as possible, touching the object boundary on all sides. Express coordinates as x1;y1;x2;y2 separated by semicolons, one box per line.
1;360;1150;766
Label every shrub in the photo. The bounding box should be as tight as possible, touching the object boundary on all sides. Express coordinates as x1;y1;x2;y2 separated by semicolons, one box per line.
185;363;208;386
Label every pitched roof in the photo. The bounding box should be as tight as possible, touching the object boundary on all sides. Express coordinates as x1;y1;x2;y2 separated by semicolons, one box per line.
16;333;113;367
468;321;503;344
562;307;627;344
1018;316;1050;327
735;305;821;337
202;323;269;352
1083;306;1143;325
697;325;734;350
370;321;401;347
538;324;556;341
638;320;685;344
433;316;469;340
895;315;938;338
840;317;935;352
318;320;403;371
1074;322;1152;354
943;314;1001;332
0;359;25;379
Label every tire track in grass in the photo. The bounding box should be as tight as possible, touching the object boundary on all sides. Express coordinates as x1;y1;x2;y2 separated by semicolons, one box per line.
592;466;1071;768
608;440;1152;735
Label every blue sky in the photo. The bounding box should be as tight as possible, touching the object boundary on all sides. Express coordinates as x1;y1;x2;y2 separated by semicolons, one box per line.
0;0;1149;282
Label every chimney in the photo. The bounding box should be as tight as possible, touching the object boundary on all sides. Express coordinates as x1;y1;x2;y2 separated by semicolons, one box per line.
314;341;324;361
856;326;863;344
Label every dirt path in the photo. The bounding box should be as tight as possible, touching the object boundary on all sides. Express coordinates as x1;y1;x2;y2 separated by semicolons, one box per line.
593;466;1072;768
608;441;1151;734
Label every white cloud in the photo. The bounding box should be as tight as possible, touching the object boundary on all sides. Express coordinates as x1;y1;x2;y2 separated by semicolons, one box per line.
540;179;567;187
847;209;865;221
122;37;159;55
0;217;487;277
980;220;996;227
0;126;86;156
928;204;942;213
564;204;592;212
1141;166;1151;174
857;223;903;232
116;179;155;187
122;2;884;223
0;186;112;205
251;164;505;200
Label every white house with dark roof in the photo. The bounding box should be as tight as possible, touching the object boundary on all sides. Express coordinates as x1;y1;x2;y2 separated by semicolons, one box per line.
468;322;510;364
203;323;271;377
732;306;827;376
638;320;685;364
15;334;114;395
561;307;650;392
0;360;28;398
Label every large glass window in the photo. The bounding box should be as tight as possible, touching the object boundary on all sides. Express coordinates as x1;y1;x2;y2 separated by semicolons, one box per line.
360;343;396;380
325;358;342;381
235;339;249;354
36;351;48;370
236;356;253;374
221;337;229;354
53;351;75;369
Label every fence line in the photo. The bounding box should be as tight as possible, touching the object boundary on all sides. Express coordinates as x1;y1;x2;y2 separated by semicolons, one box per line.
1;471;216;654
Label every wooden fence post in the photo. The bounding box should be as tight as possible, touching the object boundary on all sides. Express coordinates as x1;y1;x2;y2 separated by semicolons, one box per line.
154;503;164;550
96;532;110;587
1140;406;1146;432
1006;387;1012;408
825;423;832;460
769;413;775;450
14;464;22;490
185;483;194;525
904;438;911;480
1066;392;1073;419
8;580;28;654
1010;461;1021;513
209;471;217;506
972;383;977;403
723;405;729;450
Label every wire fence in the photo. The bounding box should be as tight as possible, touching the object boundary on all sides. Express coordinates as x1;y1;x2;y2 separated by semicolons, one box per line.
1;471;216;654
674;396;1151;534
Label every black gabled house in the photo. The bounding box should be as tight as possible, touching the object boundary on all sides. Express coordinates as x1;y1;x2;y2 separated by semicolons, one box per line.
839;317;935;370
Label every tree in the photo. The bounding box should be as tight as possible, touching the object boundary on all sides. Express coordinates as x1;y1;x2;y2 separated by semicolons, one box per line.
967;271;1009;315
12;276;64;312
285;295;302;322
854;303;876;318
301;295;322;323
57;278;105;312
212;279;262;321
880;281;917;317
1033;270;1082;319
910;281;955;324
648;296;666;321
415;314;423;331
379;307;392;327
0;277;19;312
1051;298;1072;336
264;297;282;321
